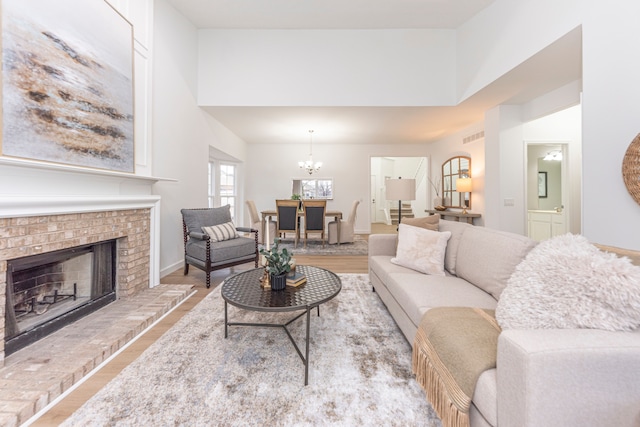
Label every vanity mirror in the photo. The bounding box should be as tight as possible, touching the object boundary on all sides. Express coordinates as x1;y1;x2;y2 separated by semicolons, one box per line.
442;156;471;209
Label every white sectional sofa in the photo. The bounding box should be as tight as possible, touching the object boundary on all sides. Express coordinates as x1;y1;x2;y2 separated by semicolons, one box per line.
368;219;640;427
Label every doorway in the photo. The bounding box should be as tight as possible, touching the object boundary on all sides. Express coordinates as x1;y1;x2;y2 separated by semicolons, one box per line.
523;104;582;241
370;156;428;228
525;143;570;241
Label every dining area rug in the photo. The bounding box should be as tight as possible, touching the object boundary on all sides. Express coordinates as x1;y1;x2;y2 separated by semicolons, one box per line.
268;236;368;256
60;274;441;426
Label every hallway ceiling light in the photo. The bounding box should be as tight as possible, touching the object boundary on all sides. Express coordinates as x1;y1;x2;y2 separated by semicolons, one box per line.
299;130;322;175
543;150;562;161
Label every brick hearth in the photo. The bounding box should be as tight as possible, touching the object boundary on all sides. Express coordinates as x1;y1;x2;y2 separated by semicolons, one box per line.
0;283;193;426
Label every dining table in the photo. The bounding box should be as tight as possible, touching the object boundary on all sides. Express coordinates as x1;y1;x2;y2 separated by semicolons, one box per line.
261;209;343;244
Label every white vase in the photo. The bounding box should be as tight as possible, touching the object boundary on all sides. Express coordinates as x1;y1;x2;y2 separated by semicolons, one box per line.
433;197;443;208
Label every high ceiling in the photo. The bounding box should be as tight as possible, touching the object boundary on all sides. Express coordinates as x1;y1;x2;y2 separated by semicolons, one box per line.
166;0;581;146
166;0;498;30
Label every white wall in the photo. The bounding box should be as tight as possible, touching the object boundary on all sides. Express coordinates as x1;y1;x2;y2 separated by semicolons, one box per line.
151;0;248;276
197;29;456;106
460;0;640;248
456;0;582;102
580;2;640;249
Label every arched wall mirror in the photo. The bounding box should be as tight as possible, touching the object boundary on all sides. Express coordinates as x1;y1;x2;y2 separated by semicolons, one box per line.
442;156;471;209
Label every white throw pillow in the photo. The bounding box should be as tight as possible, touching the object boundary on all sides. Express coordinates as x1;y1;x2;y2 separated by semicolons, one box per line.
496;234;640;332
391;223;451;276
202;222;239;242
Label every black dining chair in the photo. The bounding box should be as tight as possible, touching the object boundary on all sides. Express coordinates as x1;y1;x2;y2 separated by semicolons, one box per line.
276;199;300;248
302;199;326;248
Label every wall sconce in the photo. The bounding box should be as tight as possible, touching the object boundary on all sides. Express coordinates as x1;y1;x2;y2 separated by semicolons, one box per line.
456;177;472;214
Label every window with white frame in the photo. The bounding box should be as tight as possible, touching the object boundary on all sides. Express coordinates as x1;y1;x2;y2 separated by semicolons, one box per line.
219;163;237;218
208;161;215;208
300;179;333;199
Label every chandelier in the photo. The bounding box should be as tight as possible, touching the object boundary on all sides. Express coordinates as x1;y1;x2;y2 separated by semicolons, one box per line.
298;129;322;174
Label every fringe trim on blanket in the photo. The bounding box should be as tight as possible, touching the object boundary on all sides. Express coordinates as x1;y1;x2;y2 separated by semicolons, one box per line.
413;326;471;427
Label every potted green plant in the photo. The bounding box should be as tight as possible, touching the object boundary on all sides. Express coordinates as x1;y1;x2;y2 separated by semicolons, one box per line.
291;193;302;210
259;238;292;291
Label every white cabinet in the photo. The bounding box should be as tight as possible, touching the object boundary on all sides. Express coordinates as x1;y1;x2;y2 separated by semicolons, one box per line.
528;211;566;242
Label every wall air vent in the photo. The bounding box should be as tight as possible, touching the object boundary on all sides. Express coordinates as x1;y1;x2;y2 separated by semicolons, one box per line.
463;131;484;144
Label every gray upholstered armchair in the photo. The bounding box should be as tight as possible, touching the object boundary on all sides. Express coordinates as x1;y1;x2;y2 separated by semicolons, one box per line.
181;206;259;288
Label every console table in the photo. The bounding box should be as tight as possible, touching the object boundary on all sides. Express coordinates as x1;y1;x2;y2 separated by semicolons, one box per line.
425;209;481;225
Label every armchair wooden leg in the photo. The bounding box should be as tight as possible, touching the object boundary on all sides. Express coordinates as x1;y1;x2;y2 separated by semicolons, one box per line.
184;262;189;275
206;272;211;289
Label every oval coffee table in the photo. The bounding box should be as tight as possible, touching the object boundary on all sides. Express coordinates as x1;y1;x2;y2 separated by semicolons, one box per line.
222;265;341;385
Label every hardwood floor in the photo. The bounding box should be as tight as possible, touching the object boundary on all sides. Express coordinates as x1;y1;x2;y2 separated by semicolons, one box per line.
31;254;368;426
370;222;398;235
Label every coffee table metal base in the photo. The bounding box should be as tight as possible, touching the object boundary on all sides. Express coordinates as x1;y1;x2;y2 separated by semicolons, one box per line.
224;302;320;385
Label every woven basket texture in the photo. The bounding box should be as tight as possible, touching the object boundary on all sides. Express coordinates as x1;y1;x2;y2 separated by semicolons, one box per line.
623;133;640;206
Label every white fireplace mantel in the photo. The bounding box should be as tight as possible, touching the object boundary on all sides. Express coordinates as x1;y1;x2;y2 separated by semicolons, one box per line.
0;158;175;288
0;194;163;288
0;194;161;218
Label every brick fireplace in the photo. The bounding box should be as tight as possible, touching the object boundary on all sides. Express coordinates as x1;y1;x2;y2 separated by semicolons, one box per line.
0;208;153;366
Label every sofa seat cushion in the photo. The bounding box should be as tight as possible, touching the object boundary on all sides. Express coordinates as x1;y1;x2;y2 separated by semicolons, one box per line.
369;255;426;287
186;236;256;266
385;272;498;329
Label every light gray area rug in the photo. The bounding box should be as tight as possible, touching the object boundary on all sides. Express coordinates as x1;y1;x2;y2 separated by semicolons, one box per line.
266;238;368;256
61;274;441;426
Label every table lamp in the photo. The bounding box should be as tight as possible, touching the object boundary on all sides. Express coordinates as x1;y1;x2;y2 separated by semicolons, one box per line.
385;178;416;229
456;177;472;214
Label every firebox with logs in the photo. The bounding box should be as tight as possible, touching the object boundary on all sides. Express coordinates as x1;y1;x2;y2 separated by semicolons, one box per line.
4;240;116;356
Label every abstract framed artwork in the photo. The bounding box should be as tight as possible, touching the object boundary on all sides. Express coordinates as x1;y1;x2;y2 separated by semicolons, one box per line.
1;0;135;173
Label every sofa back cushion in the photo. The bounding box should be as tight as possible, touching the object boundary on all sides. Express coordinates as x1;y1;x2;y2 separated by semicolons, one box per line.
401;214;440;231
437;220;472;275
455;226;537;300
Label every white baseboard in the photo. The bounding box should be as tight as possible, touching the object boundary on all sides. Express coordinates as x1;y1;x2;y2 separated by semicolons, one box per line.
160;260;184;279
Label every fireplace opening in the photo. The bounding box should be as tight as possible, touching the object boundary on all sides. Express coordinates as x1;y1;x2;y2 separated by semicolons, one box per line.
5;240;117;356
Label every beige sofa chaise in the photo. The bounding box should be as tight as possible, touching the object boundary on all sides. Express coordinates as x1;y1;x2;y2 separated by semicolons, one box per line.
368;219;640;427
